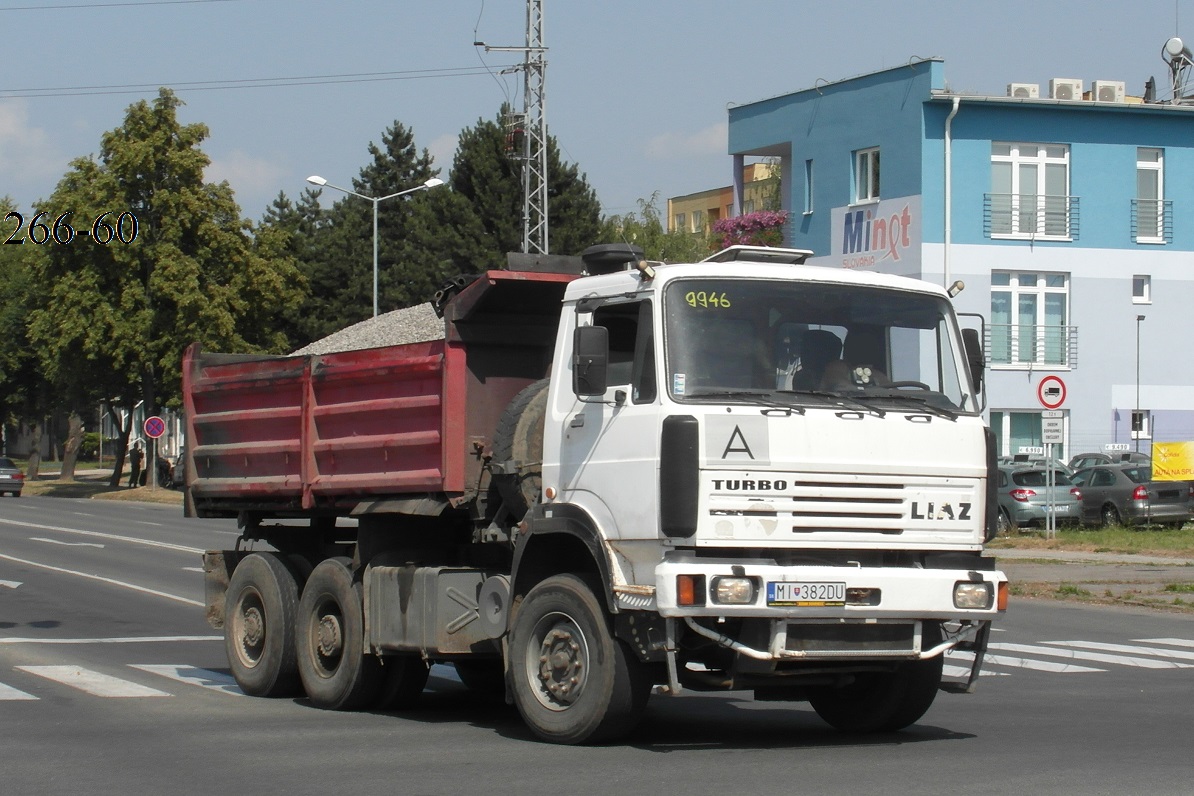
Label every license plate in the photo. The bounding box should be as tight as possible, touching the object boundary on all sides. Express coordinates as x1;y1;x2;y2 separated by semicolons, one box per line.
767;581;846;606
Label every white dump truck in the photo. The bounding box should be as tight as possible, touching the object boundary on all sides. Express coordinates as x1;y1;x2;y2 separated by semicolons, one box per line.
188;244;1006;745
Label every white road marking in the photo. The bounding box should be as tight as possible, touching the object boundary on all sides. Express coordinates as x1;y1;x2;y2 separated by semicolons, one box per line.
182;567;205;573
0;636;219;645
135;521;164;527
0;516;203;554
1137;637;1194;649
942;663;1007;678
0;681;38;701
0;579;21;589
0;553;203;607
990;642;1192;669
949;648;1104;673
30;537;105;548
131;665;243;696
1045;640;1194;662
17;666;171;698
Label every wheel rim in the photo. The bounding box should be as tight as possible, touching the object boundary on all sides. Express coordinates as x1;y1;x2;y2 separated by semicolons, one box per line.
308;595;345;679
524;611;590;711
231;587;267;669
1103;505;1119;526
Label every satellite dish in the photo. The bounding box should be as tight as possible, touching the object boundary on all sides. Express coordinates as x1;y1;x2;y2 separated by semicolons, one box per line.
1165;37;1186;57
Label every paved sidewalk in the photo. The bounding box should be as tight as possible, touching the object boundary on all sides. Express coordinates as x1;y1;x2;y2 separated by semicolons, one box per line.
992;548;1194;611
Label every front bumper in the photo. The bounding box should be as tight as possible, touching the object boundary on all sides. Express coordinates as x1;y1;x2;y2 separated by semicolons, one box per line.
655;559;1006;620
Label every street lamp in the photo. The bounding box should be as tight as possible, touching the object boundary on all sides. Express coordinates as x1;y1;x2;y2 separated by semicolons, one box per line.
1135;314;1145;452
305;175;445;317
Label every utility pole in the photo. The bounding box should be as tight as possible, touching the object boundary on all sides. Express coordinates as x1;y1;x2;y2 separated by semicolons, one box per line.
479;0;548;254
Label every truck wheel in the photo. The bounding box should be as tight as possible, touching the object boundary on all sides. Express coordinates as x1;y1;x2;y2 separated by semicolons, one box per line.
375;654;430;710
224;552;301;697
492;378;550;520
808;623;943;733
509;574;650;744
296;558;382;710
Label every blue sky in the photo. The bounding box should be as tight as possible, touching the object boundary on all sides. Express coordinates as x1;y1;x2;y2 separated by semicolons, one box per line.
1;0;1190;231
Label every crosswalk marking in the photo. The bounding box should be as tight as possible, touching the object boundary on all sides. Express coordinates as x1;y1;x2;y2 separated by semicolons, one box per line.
16;666;171;698
2;637;1193;701
989;642;1192;669
1137;637;1194;649
0;681;38;700
130;665;243;696
1044;640;1194;662
948;648;1105;674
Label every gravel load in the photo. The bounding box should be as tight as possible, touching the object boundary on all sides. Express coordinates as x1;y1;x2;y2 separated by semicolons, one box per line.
291;302;446;356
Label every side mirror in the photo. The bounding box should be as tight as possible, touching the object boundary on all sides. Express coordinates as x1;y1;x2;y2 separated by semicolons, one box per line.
572;325;609;397
962;327;984;393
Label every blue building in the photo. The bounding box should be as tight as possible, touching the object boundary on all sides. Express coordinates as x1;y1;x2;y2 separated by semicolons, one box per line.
727;59;1194;460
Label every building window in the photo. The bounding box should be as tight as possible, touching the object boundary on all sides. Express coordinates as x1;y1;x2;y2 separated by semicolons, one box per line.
990;143;1072;239
673;213;685;233
1131;409;1151;441
1134;147;1167;243
691;210;705;233
742;199;755;215
854;148;879;203
989;411;1044;458
1132;275;1151;304
804;159;814;214
990;271;1071;367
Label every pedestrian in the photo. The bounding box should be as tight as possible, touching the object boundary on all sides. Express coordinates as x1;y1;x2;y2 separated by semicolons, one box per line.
128;442;143;489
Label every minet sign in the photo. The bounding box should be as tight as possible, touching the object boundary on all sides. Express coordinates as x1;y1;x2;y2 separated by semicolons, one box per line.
828;195;921;272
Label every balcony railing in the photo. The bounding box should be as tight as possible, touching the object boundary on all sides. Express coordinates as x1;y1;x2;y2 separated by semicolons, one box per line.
1131;199;1173;243
985;324;1078;368
985;194;1080;240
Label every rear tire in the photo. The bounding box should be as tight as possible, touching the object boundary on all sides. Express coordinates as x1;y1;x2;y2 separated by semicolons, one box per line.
509;574;650;744
224;552;301;697
296;559;382;710
808;623;943;733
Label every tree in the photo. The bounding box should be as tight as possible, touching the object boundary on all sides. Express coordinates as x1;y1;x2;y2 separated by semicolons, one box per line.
0;196;54;476
450;106;603;258
597;193;710;263
27;88;304;486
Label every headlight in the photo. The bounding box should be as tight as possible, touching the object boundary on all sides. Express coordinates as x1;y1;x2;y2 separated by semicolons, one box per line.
954;581;993;609
712;576;756;605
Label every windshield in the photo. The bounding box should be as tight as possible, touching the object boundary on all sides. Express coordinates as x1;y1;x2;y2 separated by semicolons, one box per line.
664;278;977;412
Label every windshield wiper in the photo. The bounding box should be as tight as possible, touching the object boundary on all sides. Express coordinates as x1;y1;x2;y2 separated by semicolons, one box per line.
875;392;958;421
778;388;887;418
686;389;806;415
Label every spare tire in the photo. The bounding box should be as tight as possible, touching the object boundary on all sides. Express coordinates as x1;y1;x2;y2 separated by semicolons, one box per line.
492;378;550;520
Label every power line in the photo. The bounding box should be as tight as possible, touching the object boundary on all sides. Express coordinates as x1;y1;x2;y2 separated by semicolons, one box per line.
0;65;518;100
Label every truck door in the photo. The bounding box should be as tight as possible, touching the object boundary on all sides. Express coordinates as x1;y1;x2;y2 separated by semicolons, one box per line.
555;300;661;542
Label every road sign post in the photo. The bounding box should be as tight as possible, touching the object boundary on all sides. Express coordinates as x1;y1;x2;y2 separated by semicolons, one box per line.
143;416;165;490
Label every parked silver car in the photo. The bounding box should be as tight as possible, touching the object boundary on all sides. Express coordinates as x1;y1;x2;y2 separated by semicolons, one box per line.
0;457;25;497
1070;463;1192;528
996;465;1082;534
1067;451;1150;470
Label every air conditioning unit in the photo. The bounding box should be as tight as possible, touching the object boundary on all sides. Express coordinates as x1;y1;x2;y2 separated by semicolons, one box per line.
1092;80;1126;102
1007;83;1040;98
1049;78;1084;100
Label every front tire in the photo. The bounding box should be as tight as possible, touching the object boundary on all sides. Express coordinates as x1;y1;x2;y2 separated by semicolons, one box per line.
296;559;382;710
224;552;301;697
808;623;944;733
509;574;650;744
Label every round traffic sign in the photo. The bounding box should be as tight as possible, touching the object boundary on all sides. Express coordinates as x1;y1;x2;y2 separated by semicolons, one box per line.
143;415;166;439
1037;375;1067;410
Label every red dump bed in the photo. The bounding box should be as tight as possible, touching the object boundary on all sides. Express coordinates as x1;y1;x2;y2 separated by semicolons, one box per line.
181;270;576;518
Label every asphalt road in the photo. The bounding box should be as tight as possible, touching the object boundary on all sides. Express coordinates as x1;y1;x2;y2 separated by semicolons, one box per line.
3;497;1194;795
